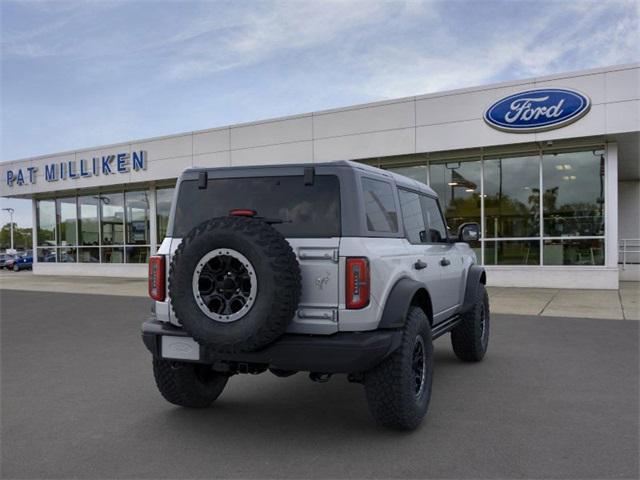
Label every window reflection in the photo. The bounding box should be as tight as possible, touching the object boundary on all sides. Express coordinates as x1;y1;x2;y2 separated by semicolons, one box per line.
78;247;99;263
37;200;56;246
388;165;428;185
101;247;124;263
125;191;150;245
362;178;398;233
542;151;605;237
429;160;481;234
484;155;539;238
543;239;604;265
78;196;99;246
37;247;56;262
156;187;174;242
484;240;540;265
56;197;77;246
100;193;124;245
398;190;426;244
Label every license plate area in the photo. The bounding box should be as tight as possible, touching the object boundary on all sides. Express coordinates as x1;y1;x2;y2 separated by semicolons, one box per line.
161;335;200;361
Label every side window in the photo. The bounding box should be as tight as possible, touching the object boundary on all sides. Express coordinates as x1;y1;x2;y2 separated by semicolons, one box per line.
399;189;427;244
361;178;398;233
420;196;448;243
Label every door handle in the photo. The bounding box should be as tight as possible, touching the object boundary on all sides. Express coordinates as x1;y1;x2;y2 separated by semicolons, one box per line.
414;260;427;270
440;257;451;267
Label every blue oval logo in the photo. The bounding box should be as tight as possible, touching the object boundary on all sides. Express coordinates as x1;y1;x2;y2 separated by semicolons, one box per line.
484;88;591;133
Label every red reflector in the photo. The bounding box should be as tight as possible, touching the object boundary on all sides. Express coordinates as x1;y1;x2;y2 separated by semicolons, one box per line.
229;209;257;217
148;255;166;301
346;257;370;309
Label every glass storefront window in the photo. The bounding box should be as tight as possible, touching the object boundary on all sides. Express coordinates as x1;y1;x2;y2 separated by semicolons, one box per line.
429;160;481;234
484;155;540;238
100;193;124;245
56;197;77;246
78;247;99;263
126;246;150;263
78;196;99;246
101;247;124;263
125;190;150;245
484;240;540;266
58;247;77;263
542;150;605;237
543;238;604;265
156;187;174;242
388;165;428;185
36;200;56;246
37;246;56;262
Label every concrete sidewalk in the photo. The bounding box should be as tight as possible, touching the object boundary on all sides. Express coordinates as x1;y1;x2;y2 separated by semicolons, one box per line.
1;270;638;320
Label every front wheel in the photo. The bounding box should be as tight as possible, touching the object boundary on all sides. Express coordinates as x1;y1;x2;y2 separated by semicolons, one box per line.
364;306;433;430
152;358;228;408
13;264;19;272
451;283;490;362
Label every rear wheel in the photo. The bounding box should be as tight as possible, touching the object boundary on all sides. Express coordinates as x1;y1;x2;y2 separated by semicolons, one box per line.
152;358;228;408
451;284;490;362
364;306;433;430
13;264;19;272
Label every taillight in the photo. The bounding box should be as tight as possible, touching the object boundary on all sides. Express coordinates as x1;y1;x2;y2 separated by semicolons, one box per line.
149;255;166;301
229;209;257;217
346;257;370;309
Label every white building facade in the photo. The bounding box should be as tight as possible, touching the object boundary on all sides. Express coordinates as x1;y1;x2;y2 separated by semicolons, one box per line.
2;63;639;289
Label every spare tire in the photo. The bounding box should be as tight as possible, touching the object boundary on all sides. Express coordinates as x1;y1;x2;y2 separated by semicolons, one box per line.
169;216;301;353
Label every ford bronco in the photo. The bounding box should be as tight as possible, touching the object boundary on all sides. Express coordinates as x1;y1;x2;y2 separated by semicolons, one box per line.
142;160;489;430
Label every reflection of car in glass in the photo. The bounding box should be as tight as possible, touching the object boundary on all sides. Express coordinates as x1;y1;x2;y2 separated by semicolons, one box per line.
12;252;33;271
143;161;490;430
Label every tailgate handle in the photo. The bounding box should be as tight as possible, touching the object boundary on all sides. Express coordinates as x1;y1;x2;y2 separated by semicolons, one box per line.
298;249;339;262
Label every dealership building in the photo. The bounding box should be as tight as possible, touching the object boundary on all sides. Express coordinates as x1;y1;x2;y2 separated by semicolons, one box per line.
1;63;638;289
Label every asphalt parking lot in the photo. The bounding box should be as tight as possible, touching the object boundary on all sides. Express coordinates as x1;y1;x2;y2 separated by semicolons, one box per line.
1;290;638;479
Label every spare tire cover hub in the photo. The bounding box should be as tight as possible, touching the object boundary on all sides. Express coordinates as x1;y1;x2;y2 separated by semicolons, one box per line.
192;248;257;323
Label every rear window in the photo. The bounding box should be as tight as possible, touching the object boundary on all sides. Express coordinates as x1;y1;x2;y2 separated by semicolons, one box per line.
172;175;341;238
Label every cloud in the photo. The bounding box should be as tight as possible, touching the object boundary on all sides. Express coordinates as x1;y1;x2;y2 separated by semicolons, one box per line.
352;0;640;99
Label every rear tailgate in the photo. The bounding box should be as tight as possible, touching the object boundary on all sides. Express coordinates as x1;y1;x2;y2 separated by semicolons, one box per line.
286;238;341;334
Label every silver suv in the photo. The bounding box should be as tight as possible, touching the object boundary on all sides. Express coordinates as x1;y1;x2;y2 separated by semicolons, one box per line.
142;161;489;430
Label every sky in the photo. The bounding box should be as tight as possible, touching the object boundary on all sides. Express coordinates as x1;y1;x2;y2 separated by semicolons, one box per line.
1;0;639;228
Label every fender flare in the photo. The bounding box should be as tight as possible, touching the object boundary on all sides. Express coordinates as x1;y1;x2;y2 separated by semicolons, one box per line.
378;277;431;329
460;265;486;314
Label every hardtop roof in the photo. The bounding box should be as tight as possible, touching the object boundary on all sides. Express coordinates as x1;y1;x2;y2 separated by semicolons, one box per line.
185;160;437;197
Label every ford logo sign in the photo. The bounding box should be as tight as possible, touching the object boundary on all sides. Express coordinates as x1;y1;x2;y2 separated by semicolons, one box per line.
484;88;591;133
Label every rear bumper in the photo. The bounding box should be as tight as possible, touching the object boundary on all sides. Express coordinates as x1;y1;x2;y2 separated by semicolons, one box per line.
141;320;402;373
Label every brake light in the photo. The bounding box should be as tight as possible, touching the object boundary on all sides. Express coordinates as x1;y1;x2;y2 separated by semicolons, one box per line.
148;255;166;301
346;257;370;309
229;209;257;217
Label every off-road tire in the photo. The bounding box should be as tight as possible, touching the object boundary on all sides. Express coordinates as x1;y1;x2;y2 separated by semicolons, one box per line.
152;358;228;408
451;283;490;362
12;264;19;272
364;306;433;430
169;216;301;353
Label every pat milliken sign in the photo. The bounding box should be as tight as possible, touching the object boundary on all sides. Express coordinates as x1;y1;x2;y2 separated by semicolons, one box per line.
5;150;147;187
484;88;591;133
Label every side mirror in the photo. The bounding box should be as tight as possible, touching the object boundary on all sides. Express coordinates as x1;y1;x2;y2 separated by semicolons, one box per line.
458;222;481;243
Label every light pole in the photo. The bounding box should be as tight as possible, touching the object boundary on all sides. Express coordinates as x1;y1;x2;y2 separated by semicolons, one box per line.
2;207;15;251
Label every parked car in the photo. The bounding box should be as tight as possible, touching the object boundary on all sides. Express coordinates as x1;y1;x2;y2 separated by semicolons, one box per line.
12;252;33;271
143;161;489;430
0;253;15;269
